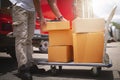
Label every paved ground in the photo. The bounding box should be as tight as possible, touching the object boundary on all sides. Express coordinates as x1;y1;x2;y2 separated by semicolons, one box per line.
0;42;120;80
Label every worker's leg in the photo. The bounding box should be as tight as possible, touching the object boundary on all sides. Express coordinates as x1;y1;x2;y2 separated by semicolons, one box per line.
12;5;32;80
27;11;36;66
12;6;29;68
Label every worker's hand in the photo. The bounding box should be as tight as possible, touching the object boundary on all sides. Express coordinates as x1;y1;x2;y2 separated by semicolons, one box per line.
39;17;47;32
60;17;67;21
57;16;67;21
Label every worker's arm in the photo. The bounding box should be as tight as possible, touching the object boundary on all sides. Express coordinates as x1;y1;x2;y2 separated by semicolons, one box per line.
47;0;67;21
33;0;46;27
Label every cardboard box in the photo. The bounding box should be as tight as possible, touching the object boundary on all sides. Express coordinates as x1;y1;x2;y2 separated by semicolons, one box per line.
73;32;104;63
49;30;73;46
47;21;70;30
72;17;105;33
48;46;73;62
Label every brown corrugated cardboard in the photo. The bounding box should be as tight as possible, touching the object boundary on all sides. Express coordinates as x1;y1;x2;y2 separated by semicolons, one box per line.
47;21;70;30
49;30;73;46
48;45;73;62
73;32;104;63
72;17;105;33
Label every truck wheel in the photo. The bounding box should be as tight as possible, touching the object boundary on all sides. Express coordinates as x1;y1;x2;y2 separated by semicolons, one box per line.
7;47;16;60
39;40;48;53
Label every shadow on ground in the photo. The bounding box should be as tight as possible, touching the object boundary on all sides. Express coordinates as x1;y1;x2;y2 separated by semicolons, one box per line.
0;57;17;76
0;56;114;80
33;68;113;80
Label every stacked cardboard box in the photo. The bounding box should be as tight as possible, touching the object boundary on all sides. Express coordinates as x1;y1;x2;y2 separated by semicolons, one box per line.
49;30;72;46
47;21;73;62
47;18;105;63
72;17;105;63
48;46;73;62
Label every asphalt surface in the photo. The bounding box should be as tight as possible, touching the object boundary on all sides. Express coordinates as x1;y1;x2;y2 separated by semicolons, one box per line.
0;42;120;80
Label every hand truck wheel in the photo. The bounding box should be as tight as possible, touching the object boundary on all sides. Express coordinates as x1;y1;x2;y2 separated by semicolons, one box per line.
91;67;101;76
50;65;57;76
58;66;62;71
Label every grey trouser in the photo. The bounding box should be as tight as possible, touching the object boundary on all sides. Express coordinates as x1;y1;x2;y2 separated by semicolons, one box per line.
12;6;36;68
